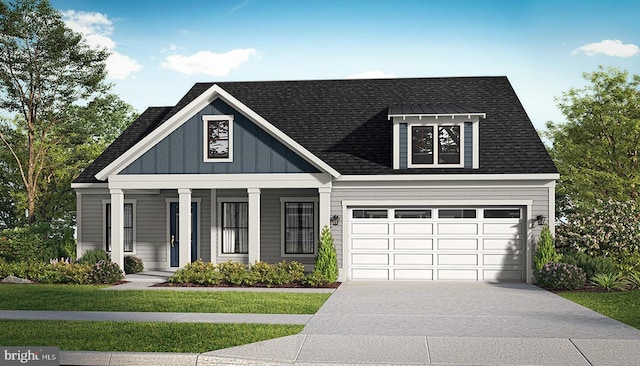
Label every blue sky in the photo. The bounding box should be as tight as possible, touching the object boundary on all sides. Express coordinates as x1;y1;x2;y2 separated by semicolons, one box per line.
50;0;640;130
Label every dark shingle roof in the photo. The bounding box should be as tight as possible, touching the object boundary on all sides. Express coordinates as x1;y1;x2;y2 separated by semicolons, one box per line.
73;77;557;183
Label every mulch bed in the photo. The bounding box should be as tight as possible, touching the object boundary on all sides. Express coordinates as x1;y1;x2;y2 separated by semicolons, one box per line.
151;282;341;289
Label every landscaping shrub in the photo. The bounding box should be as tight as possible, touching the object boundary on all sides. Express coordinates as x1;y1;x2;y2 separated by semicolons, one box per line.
169;260;223;285
38;262;92;284
218;260;256;286
89;260;124;284
534;224;561;271
556;200;640;270
271;261;305;286
561;250;618;280
627;272;640;290
0;261;47;280
535;262;586;290
0;223;72;262
306;226;338;286
124;256;144;274
590;272;629;291
77;249;110;265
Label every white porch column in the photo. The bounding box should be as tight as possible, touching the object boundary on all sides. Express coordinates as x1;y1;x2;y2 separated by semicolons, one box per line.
178;188;192;267
109;189;125;270
248;188;261;264
318;187;331;230
210;189;217;264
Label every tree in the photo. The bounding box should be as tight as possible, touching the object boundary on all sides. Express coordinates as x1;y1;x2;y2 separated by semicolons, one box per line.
0;0;109;223
545;66;640;212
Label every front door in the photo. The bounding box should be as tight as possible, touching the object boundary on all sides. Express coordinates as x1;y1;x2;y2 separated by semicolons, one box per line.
169;202;198;267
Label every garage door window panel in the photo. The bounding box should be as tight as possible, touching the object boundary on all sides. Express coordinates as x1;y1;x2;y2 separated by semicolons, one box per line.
438;209;477;219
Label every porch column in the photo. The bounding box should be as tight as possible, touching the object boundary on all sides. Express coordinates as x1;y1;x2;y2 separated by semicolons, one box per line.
318;187;331;229
247;188;261;264
178;188;192;268
109;189;125;270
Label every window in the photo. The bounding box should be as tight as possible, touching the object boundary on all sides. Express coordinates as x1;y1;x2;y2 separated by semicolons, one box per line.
105;203;134;252
484;209;521;219
221;202;248;254
284;202;315;255
352;209;388;219
411;124;462;166
203;115;234;162
438;209;476;219
394;209;432;219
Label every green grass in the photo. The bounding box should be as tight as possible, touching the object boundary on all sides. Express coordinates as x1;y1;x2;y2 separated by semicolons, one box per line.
558;289;640;329
0;320;303;353
0;284;330;314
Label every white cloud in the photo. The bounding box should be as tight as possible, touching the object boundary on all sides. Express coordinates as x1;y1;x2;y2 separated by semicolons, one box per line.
346;70;396;79
162;49;258;76
62;10;141;80
573;39;640;58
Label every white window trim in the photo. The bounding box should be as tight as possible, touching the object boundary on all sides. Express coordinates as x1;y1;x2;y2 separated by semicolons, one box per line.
203;115;234;163
280;197;319;258
217;197;249;258
407;122;465;168
165;198;202;268
102;199;137;254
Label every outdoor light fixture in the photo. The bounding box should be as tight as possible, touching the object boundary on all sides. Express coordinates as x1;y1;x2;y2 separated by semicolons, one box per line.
535;215;546;226
330;215;341;226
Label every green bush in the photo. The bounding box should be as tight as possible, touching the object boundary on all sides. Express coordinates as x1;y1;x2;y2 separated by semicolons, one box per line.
218;260;255;286
627;272;640;289
561;250;618;280
0;223;72;262
0;261;47;280
124;256;144;274
590;272;629;291
306;226;338;286
271;261;305;286
77;249;110;265
38;262;92;284
535;262;586;290
169;260;223;285
89;260;124;284
250;261;275;286
534;224;561;271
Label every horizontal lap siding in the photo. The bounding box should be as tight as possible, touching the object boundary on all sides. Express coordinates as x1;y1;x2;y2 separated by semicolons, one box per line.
79;193;109;254
329;185;551;270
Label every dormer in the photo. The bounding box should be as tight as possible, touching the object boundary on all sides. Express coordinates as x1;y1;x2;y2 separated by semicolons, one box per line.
389;104;485;169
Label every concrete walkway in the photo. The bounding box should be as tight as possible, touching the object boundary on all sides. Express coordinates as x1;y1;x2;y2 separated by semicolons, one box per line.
10;279;640;365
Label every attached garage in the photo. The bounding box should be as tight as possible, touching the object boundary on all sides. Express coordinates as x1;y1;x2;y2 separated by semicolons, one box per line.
347;207;525;281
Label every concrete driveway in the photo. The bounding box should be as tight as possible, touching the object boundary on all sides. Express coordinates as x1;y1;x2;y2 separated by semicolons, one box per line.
205;282;640;365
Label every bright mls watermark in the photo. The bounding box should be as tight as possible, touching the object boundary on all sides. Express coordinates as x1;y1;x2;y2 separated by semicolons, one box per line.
0;347;59;366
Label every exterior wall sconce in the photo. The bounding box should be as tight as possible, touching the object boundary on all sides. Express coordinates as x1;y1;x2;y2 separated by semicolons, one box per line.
330;215;341;226
535;215;546;226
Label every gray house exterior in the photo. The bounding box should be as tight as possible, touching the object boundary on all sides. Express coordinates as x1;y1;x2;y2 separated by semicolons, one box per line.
72;77;558;283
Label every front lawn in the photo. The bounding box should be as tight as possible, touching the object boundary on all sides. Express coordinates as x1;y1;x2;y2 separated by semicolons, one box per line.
557;289;640;329
0;320;303;353
0;284;330;314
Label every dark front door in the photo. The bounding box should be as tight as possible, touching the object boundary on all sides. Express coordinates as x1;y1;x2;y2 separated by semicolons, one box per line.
169;202;198;267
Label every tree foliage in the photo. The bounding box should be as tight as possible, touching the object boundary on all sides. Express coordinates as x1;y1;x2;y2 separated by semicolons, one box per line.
0;0;110;222
311;226;338;284
534;224;561;272
545;66;640;212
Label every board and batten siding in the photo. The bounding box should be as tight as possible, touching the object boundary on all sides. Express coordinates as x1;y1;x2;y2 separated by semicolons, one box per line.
328;184;551;270
119;99;319;175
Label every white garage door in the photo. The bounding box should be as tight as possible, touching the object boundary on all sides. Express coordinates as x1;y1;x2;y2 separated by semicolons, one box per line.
348;207;525;281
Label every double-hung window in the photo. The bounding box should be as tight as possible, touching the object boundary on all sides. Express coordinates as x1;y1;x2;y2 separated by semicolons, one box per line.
221;202;248;254
282;201;316;255
410;124;462;167
105;202;135;253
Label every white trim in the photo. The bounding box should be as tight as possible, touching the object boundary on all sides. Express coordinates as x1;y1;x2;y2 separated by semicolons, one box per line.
210;189;217;264
393;122;400;169
95;84;340;180
526;204;533;284
102;198;137;255
217;197;250;259
280;197;319;258
336;173;559;182
248;188;261;264
165;197;202;268
72;182;109;188
549;182;556;235
472;121;480;169
107;173;332;189
76;192;82;257
407;122;465;168
342;199;534;207
203;115;234;163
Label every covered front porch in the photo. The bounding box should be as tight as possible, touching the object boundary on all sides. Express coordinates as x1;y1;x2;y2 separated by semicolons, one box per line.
106;173;333;271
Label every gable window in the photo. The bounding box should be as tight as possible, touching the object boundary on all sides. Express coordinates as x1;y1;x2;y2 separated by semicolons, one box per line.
221;202;248;254
282;201;317;256
203;115;234;162
411;124;461;166
105;202;135;253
